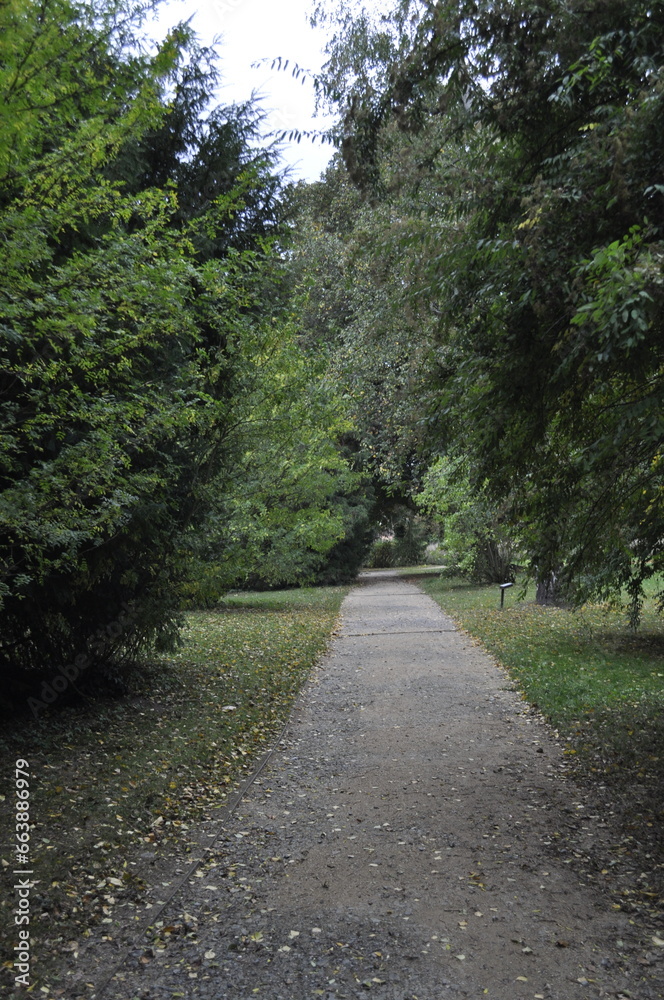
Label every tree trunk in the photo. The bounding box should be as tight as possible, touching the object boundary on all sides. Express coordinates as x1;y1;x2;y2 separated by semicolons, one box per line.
536;571;564;605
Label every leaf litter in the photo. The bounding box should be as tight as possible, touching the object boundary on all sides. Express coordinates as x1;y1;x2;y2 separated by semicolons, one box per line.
0;585;347;993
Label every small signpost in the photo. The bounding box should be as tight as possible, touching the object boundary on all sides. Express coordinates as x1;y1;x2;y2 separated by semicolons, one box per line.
499;582;514;608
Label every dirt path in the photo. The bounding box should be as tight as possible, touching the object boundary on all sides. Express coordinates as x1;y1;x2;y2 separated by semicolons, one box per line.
89;573;661;999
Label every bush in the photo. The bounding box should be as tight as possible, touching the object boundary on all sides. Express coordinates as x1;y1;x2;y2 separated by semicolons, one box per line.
416;457;518;583
313;495;374;583
392;516;429;566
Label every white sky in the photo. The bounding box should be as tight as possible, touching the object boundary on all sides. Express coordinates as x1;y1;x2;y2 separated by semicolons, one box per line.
149;0;338;183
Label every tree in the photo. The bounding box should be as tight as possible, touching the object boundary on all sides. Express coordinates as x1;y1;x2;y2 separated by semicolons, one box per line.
180;320;370;599
0;0;293;696
311;0;664;617
289;160;440;502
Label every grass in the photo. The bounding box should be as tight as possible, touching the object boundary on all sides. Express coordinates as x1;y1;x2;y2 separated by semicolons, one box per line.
410;571;664;918
0;584;347;995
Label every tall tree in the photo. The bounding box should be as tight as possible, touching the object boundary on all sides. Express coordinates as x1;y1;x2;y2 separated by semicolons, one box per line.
289;160;439;496
181;316;371;597
312;0;664;615
0;0;292;694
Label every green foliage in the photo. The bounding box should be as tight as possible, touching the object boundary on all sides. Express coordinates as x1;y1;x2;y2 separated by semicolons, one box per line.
391;513;429;566
312;0;664;618
416;457;517;583
289;160;440;516
311;489;374;583
0;0;169;186
365;539;396;569
180;321;368;599
364;511;429;568
0;0;300;690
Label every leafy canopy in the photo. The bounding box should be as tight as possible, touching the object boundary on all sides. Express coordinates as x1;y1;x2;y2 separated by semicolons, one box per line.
310;0;664;616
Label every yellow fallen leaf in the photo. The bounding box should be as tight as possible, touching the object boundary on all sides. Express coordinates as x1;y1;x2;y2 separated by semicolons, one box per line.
516;976;528;982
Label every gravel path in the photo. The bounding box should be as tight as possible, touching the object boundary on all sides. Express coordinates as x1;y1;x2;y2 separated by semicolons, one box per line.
92;572;662;999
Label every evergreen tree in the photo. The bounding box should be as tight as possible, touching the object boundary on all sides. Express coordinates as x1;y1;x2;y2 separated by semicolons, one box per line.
0;0;290;695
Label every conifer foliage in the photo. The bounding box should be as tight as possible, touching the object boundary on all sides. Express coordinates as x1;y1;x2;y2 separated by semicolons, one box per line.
0;0;299;692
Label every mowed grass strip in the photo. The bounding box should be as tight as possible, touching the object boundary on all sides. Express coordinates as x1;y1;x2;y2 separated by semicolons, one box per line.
0;584;347;986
